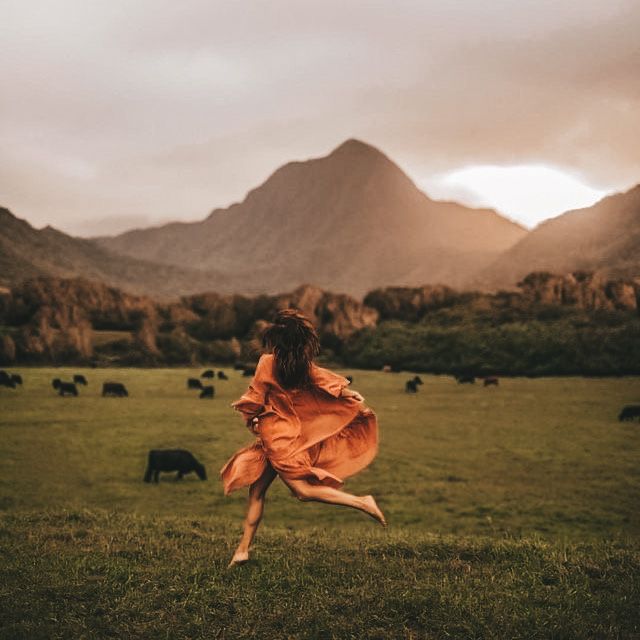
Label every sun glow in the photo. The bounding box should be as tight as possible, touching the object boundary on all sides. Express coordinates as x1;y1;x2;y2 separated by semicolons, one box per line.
424;165;609;228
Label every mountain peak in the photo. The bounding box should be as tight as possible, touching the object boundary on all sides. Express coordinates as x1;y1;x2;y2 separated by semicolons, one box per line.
329;138;387;160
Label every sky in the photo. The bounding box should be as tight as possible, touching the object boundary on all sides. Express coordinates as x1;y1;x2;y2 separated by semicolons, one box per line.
1;0;639;236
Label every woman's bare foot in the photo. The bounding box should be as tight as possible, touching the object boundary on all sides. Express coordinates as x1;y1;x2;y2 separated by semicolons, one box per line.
227;549;250;568
362;495;387;527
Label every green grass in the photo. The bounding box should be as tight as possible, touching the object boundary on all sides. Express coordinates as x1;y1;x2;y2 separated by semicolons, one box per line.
1;368;639;638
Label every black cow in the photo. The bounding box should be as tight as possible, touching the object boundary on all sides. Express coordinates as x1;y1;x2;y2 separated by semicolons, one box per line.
73;374;88;386
102;381;128;397
0;371;16;388
200;385;215;399
346;375;353;384
201;369;215;378
618;405;640;422
10;373;22;386
242;367;256;377
483;376;499;387
412;376;423;386
55;380;78;396
217;371;228;380
187;378;203;390
456;375;476;384
405;379;418;393
144;449;207;483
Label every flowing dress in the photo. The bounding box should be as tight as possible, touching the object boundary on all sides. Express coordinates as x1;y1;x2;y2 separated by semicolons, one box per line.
220;354;378;495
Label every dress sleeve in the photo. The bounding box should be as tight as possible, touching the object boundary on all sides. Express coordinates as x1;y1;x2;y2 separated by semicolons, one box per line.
231;355;272;422
310;362;350;398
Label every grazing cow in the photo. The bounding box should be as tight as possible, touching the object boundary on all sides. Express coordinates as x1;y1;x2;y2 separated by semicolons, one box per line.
217;371;228;380
405;379;418;393
242;367;256;377
456;374;476;384
483;376;499;387
200;385;215;399
618;405;640;422
73;374;88;386
201;369;215;379
10;373;22;385
346;375;353;384
412;376;423;386
56;381;78;397
187;378;203;390
144;449;207;483
0;371;16;388
102;381;128;397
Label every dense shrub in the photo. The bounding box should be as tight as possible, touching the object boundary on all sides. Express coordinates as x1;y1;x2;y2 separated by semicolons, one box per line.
343;312;640;375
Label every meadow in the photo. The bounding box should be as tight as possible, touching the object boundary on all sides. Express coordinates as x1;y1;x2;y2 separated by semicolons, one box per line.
1;367;639;638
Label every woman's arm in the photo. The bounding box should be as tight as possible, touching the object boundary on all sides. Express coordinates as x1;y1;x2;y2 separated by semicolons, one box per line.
310;362;352;398
231;355;271;423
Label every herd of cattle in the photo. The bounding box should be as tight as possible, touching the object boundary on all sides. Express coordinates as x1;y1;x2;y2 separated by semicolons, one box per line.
400;371;499;393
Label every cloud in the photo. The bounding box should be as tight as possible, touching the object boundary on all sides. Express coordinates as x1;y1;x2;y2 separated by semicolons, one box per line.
1;0;639;235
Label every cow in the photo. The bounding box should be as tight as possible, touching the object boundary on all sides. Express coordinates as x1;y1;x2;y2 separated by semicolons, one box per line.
187;378;203;390
73;374;88;386
456;375;476;384
55;381;78;396
217;371;228;380
143;449;207;483
0;371;16;388
483;376;499;387
382;365;392;373
102;381;128;397
405;379;418;393
618;405;640;422
242;367;256;377
346;375;353;384
412;376;423;386
200;385;215;399
10;373;22;386
201;369;215;379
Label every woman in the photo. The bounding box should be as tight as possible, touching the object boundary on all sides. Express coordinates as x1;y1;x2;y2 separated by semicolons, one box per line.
221;309;386;567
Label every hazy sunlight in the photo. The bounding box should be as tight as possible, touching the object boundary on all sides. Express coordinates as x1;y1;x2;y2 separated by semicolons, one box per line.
429;165;609;228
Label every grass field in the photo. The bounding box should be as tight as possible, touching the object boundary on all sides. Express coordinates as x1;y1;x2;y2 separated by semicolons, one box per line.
1;368;639;638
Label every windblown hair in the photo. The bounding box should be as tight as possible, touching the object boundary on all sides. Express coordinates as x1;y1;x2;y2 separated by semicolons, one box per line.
262;309;320;389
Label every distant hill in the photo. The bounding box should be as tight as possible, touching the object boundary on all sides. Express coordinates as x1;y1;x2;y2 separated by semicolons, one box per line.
0;207;223;299
96;139;527;297
474;184;640;290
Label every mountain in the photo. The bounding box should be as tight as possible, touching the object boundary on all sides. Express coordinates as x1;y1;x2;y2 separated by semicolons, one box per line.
474;184;640;290
0;207;224;299
96;139;527;297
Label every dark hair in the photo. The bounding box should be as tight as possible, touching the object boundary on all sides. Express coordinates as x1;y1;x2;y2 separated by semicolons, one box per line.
262;309;320;389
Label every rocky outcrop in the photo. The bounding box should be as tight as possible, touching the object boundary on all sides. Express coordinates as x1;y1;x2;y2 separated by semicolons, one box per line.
0;277;379;364
518;271;639;312
364;285;460;321
274;285;378;339
2;271;637;365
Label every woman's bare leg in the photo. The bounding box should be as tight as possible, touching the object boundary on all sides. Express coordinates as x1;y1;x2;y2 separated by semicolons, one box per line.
229;465;277;567
282;478;387;526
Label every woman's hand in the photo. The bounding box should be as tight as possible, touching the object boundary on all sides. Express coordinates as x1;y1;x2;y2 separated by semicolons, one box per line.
247;417;259;434
340;387;364;403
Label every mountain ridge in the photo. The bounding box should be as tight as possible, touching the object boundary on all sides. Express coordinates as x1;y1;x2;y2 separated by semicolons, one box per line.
95;139;527;297
474;183;640;289
0;207;226;299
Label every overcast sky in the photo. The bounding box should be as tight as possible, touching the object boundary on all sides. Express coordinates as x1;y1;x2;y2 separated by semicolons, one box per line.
2;0;639;236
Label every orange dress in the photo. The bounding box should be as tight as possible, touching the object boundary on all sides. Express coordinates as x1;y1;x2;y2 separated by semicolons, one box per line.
220;354;378;495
